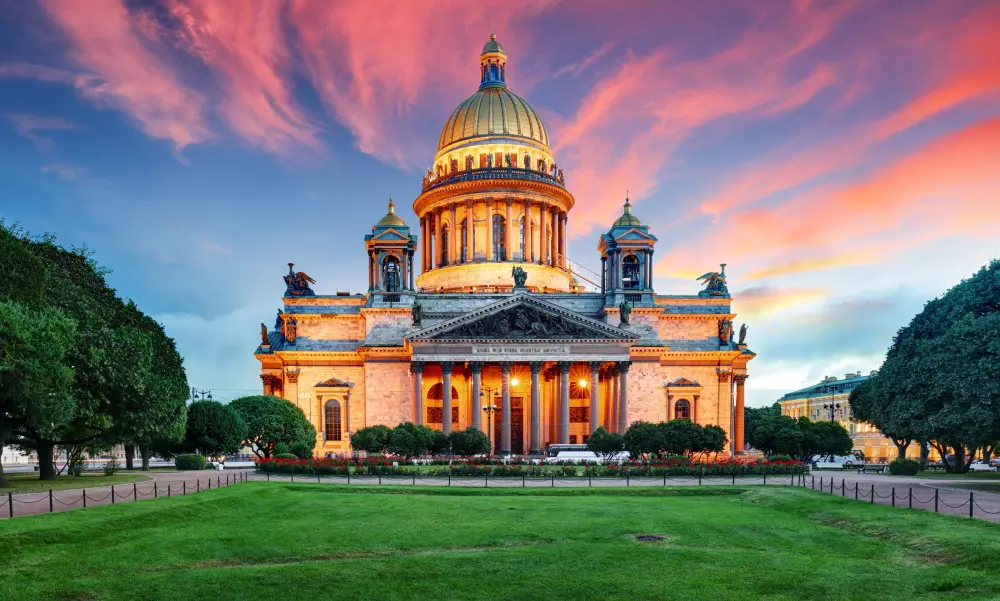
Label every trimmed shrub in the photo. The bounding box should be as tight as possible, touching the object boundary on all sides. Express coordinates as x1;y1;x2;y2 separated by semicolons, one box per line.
888;458;920;476
290;441;314;460
103;457;119;476
274;453;298;460
175;454;206;471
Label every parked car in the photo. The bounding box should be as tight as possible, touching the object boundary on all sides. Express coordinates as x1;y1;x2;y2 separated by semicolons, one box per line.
811;455;859;469
969;461;997;472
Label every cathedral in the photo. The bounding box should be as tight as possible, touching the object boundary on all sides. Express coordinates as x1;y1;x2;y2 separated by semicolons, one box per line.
255;35;755;457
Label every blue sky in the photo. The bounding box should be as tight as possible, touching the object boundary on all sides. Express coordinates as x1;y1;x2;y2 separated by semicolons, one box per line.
2;0;999;404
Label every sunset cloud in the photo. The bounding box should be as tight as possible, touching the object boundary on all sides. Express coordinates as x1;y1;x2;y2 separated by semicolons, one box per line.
39;0;210;152
6;114;76;152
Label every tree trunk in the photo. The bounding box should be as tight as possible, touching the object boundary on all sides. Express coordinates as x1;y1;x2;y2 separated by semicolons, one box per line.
893;439;911;460
125;445;135;470
140;445;151;471
37;441;56;480
0;427;11;488
919;440;929;469
953;445;968;474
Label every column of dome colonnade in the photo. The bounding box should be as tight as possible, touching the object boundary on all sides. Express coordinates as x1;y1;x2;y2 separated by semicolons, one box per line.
408;359;633;455
412;33;575;293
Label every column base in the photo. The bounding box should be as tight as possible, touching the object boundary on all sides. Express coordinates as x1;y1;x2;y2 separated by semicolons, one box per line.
528;448;542;456
499;450;512;456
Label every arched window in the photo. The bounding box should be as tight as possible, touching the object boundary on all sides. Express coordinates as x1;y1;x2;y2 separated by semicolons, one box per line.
674;399;691;420
492;215;506;261
440;224;449;267
382;256;401;292
325;400;342;441
460;219;468;263
622;255;641;289
426;383;459;400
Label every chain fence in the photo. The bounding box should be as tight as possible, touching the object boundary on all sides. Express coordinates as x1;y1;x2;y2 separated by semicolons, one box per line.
806;474;1000;520
2;471;253;519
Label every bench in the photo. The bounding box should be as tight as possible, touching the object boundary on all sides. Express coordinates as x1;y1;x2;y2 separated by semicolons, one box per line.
856;464;888;474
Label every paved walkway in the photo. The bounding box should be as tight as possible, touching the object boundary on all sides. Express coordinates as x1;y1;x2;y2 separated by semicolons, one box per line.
3;470;998;523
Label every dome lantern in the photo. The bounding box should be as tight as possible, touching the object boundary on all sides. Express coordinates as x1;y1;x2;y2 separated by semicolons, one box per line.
375;197;406;228
613;194;642;227
480;33;507;89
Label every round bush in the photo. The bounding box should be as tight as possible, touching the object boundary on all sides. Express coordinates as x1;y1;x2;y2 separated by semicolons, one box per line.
274;453;298;460
888;458;919;476
175;454;206;471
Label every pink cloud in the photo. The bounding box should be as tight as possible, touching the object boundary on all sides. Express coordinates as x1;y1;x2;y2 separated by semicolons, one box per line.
41;163;87;181
6;113;76;152
553;41;616;78
162;0;322;156
39;0;210;152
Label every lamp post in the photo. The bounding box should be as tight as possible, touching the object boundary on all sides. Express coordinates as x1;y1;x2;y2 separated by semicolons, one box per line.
823;400;841;421
191;388;212;402
481;387;500;455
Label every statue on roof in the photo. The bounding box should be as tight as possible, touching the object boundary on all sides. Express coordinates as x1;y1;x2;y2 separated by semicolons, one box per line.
619;298;632;326
718;318;734;346
284;263;316;297
285;316;298;344
412;301;423;327
260;323;269;346
738;323;748;345
511;265;528;288
275;310;283;331
697;263;729;298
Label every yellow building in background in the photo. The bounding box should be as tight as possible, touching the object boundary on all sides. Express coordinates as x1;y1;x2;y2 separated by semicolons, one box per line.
778;372;928;461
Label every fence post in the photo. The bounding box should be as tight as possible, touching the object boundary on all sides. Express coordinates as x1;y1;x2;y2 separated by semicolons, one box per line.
627;474;630;487
732;473;736;486
413;473;416;486
217;476;220;488
448;474;451;486
855;482;859;500
934;489;939;513
870;484;875;504
842;479;845;496
8;492;12;518
290;473;293;484
763;473;766;486
183;481;186;495
698;469;702;486
379;475;382;485
891;487;895;507
112;485;116;504
552;474;556;488
663;473;666;487
819;477;823;492
830;478;834;494
970;492;974;518
154;482;157;499
134;482;138;500
168;484;171;498
197;480;201;493
908;487;912;509
49;489;53;513
812;475;815;490
317;473;320;484
82;489;87;509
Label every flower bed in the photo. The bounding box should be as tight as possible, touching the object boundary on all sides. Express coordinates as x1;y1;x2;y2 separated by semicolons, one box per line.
256;456;805;477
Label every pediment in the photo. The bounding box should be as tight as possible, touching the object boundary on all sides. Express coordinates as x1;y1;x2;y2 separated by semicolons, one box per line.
407;293;639;342
370;228;410;241
666;377;701;387
614;228;657;243
315;377;353;388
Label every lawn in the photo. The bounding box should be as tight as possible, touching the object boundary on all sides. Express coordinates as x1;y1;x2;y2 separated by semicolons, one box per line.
0;472;151;493
912;471;1000;479
1;484;999;600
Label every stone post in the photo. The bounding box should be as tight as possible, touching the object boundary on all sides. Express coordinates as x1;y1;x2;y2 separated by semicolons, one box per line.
471;362;483;432
500;361;512;455
441;361;453;435
530;362;542;454
558;361;571;444
617;361;631;434
411;362;424;425
589;362;601;434
734;374;748;453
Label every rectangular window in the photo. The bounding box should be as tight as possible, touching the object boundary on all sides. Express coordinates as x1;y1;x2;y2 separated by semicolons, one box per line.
325;403;342;441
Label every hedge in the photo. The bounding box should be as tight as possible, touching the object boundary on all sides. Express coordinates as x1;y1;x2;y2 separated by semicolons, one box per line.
888;458;920;476
175;454;206;470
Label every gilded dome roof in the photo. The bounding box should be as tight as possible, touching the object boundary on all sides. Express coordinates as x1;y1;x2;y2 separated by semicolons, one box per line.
482;33;504;55
438;87;549;150
613;196;642;227
375;198;406;228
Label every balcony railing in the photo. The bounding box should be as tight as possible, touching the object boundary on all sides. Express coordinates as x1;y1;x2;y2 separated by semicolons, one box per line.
422;166;565;192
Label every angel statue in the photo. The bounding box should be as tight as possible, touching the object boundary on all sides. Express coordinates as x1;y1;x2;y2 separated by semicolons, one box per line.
697;263;730;298
260;323;269;346
511;265;528;288
718;318;734;346
738;323;748;345
284;262;316;297
619;299;632;326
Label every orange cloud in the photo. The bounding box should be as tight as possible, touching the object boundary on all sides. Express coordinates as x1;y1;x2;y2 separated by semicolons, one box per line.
744;252;872;281
39;0;210;152
733;286;829;317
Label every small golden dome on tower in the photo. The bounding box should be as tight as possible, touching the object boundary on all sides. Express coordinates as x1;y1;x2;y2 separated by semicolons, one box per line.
613;195;642;227
375;197;406;228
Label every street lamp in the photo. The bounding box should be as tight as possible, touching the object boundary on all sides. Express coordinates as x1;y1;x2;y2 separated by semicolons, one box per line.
481;389;500;455
191;388;212;401
823;401;841;421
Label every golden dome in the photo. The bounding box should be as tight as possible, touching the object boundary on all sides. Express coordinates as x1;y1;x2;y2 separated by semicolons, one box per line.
375;198;406;228
438;87;549;150
613;196;642;227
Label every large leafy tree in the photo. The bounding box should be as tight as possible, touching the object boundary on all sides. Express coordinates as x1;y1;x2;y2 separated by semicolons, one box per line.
867;261;1000;473
350;425;392;455
387;422;435;459
748;415;851;461
3;226;189;479
185;400;248;456
230;395;316;459
448;427;490;457
744;403;781;450
623;421;664;459
848;379;918;459
586;427;626;462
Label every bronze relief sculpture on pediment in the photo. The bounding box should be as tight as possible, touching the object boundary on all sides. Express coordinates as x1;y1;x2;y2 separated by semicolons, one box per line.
437;305;613;340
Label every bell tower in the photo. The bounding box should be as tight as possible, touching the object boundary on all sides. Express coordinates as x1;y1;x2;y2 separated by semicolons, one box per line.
365;197;417;304
598;195;658;306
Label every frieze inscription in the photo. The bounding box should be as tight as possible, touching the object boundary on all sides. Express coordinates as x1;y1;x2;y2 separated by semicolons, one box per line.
472;345;570;355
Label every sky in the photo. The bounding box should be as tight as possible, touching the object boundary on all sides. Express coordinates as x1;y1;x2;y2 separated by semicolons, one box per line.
1;0;998;406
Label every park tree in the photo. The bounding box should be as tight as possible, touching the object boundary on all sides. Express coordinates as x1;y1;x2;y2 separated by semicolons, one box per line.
848;379;918;459
744;403;781;449
448;427;490;457
747;415;804;459
800;420;853;460
387;422;435;459
428;429;450;456
0;301;77;487
586;427;626;462
866;261;1000;473
623;421;664;459
230;395;316;459
350;424;392;455
184;400;248;456
699;424;728;457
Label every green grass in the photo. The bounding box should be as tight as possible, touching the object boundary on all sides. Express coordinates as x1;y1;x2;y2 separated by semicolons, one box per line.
2;484;999;600
910;471;1000;479
0;472;150;493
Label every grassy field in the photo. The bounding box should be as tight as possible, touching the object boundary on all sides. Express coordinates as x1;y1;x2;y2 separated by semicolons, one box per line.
2;484;999;600
0;472;151;493
912;471;1000;479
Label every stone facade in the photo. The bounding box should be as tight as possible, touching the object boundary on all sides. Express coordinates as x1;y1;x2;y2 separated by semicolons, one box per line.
254;34;755;457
